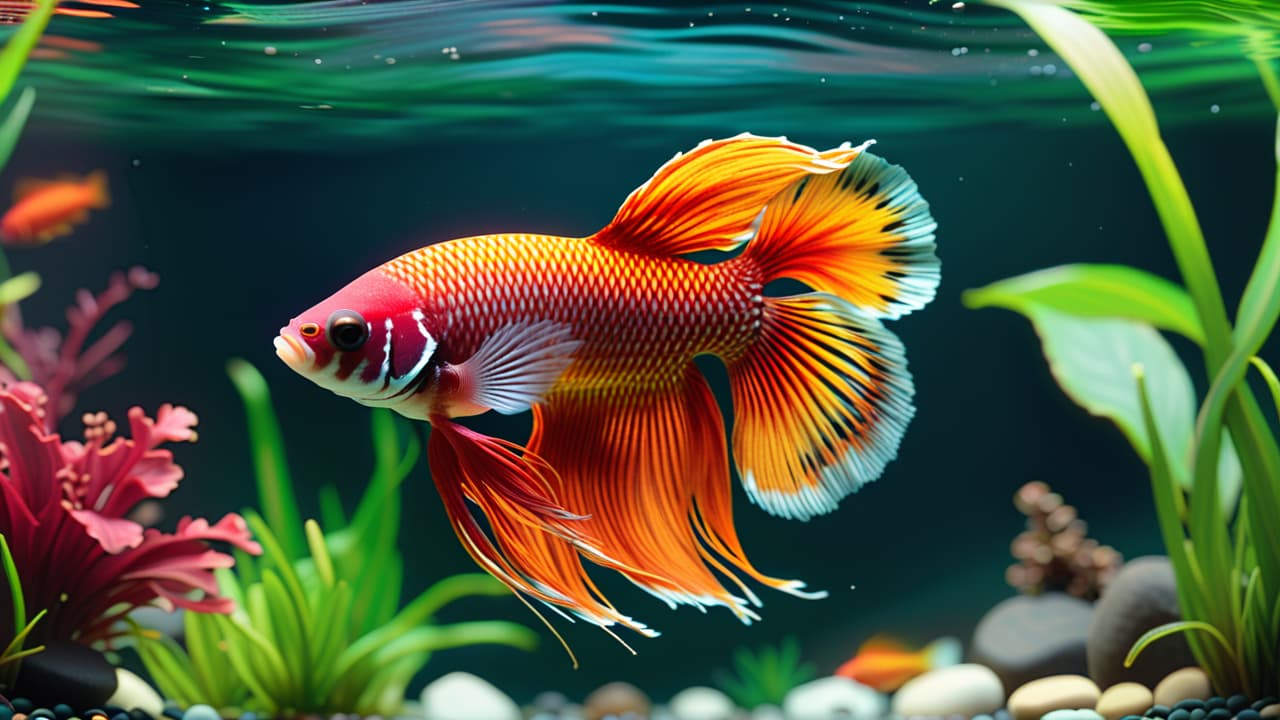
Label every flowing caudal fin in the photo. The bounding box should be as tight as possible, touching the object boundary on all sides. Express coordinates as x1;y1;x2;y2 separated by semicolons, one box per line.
744;149;938;319
593;133;866;256
527;364;822;630
427;419;655;637
728;294;915;520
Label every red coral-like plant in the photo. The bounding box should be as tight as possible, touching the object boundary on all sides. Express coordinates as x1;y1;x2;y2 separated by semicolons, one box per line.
0;382;261;645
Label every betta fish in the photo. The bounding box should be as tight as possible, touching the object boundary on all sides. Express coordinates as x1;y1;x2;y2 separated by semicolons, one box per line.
834;635;963;692
276;134;939;642
1;170;110;245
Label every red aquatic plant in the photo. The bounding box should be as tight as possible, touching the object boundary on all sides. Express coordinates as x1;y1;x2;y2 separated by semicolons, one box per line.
0;382;261;645
1;266;158;427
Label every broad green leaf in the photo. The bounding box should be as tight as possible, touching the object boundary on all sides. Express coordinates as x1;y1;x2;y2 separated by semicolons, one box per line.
963;263;1202;344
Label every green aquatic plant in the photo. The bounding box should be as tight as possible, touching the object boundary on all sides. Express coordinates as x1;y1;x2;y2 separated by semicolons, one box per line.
713;635;816;709
133;361;537;717
967;0;1280;696
0;534;44;696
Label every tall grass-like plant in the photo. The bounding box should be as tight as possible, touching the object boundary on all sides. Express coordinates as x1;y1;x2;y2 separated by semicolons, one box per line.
133;361;537;716
0;535;44;695
965;0;1280;696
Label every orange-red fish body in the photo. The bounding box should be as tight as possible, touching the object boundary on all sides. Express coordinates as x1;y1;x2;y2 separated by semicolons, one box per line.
383;235;759;417
1;170;110;245
277;134;940;639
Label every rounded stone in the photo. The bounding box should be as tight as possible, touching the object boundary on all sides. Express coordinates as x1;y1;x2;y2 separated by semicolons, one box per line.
1096;682;1153;720
891;663;1004;717
1087;557;1197;689
1007;674;1101;720
1260;704;1280;718
1044;711;1105;720
781;676;886;720
1207;709;1232;720
179;706;218;720
668;687;735;720
582;682;650;720
1228;696;1251;713
105;670;163;720
971;592;1094;693
420;672;520;720
14;641;119;710
1237;711;1263;720
1153;668;1211;708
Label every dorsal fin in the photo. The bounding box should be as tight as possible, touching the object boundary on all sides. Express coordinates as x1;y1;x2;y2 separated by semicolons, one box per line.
592;133;867;257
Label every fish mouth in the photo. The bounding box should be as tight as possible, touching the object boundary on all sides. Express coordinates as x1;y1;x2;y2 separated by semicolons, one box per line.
274;332;310;368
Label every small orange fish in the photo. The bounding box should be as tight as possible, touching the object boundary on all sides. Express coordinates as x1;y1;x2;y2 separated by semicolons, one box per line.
835;635;963;692
1;170;110;245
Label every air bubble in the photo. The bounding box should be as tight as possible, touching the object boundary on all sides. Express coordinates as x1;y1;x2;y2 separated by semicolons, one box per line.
1137;42;1152;53
264;46;277;55
1210;103;1221;114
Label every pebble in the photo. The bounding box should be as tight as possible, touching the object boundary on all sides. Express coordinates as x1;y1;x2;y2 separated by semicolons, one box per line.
750;705;784;720
1154;668;1212;708
105;670;163;720
667;687;735;720
420;672;520;720
891;663;1004;717
1207;709;1232;720
1262;705;1280;718
12;701;33;714
29;711;54;720
1007;674;1101;720
972;593;1093;693
52;706;73;720
1238;711;1263;720
1257;699;1280;712
1096;682;1153;720
782;676;886;720
1043;710;1104;720
1229;697;1252;713
178;706;217;720
582;682;650;720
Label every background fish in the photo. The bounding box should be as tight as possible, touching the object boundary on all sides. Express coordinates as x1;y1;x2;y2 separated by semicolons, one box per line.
1;169;110;245
276;133;939;640
835;635;964;692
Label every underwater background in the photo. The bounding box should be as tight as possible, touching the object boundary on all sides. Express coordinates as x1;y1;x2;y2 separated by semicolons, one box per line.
3;0;1277;707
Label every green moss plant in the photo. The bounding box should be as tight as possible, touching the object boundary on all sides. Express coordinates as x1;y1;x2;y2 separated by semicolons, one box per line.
965;0;1280;696
713;636;816;709
133;360;537;717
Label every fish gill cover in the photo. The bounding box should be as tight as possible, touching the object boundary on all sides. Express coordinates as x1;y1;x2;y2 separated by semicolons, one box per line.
0;0;1273;150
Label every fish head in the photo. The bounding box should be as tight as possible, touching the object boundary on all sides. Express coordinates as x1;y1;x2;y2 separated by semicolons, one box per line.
275;270;438;410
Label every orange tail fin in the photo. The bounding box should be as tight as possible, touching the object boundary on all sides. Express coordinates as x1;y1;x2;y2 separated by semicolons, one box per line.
727;149;937;519
744;148;938;319
84;169;111;209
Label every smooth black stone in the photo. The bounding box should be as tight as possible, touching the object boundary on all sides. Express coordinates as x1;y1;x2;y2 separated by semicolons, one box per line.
127;710;152;720
0;706;12;720
1168;709;1191;720
1120;716;1143;720
109;714;129;720
1207;709;1232;720
13;641;117;711
30;709;56;720
102;708;125;718
52;704;73;720
1228;695;1250;713
1190;709;1207;720
1254;698;1279;711
1207;698;1227;710
1177;701;1207;712
1235;710;1261;720
1149;706;1173;718
11;700;33;714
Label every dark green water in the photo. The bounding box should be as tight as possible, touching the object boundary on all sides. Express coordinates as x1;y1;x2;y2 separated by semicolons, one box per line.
3;0;1276;705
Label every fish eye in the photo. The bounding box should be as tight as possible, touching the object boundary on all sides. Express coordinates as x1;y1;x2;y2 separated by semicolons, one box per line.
300;323;320;338
326;309;368;352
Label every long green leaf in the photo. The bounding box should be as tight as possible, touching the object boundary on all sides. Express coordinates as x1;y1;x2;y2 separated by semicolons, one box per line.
1;534;26;640
1125;620;1241;672
0;0;55;106
228;359;305;561
0;87;34;176
964;263;1203;344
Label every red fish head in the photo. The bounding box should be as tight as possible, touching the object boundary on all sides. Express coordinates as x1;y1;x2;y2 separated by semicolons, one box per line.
275;269;438;414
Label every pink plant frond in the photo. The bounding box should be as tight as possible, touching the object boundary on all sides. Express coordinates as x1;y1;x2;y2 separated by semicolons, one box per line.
67;508;143;554
150;404;198;445
176;514;262;555
0;386;68;514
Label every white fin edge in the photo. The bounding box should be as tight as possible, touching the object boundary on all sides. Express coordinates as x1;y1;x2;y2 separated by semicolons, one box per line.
462;320;582;415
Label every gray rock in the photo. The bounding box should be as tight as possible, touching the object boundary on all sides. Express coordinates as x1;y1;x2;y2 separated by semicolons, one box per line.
970;592;1094;694
668;687;736;720
14;640;118;710
420;672;520;720
782;677;885;720
891;663;1004;717
1087;556;1196;689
